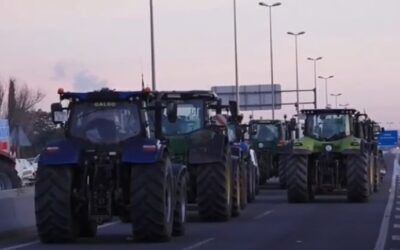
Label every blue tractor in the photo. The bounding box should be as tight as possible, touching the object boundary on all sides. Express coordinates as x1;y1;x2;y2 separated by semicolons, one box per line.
35;88;187;243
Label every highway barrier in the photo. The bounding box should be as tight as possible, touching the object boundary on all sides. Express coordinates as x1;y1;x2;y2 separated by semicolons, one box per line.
0;187;35;234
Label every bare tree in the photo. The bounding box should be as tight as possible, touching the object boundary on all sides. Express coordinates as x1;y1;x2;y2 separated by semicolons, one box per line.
7;78;45;130
15;83;45;112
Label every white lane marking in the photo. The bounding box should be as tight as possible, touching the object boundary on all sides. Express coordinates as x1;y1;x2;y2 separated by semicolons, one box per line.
3;221;121;250
396;208;400;212
253;210;274;220
2;241;40;250
394;224;400;228
374;154;398;250
182;238;215;250
396;215;400;220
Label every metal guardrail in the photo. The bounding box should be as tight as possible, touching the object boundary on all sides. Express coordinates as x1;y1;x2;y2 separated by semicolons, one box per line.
0;187;35;234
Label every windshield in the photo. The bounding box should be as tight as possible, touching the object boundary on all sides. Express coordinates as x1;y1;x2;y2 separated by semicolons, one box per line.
305;113;351;140
68;102;140;144
252;124;280;142
163;100;204;136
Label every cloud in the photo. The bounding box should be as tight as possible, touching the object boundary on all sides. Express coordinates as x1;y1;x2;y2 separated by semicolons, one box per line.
52;61;108;91
73;70;107;91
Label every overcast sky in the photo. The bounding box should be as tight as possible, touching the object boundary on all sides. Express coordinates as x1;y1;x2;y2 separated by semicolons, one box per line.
0;0;399;126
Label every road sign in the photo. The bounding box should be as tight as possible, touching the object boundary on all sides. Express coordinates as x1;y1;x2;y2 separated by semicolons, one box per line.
211;84;282;111
0;119;9;140
378;130;398;147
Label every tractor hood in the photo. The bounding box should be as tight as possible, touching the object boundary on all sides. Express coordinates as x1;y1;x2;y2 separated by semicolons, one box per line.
293;136;362;154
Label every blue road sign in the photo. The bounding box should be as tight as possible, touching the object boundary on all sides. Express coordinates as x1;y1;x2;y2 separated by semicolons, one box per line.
378;130;398;147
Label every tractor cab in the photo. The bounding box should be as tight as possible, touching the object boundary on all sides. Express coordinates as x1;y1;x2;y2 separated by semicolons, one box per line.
302;109;355;142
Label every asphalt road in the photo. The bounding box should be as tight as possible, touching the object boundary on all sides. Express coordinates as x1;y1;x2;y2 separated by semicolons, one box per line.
1;153;397;250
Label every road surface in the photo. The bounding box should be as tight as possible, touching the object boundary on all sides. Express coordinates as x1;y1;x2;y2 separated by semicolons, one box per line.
1;153;398;250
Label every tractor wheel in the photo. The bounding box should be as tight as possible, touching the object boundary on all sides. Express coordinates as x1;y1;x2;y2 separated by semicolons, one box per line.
373;155;381;192
278;155;287;189
130;158;174;242
255;167;260;195
197;153;232;221
35;166;77;243
231;158;241;217
172;173;187;237
346;153;370;203
247;163;256;203
0;160;21;190
287;155;313;203
239;162;248;209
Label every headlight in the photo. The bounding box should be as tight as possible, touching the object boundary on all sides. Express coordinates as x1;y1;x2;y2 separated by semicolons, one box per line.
325;145;333;152
258;143;264;149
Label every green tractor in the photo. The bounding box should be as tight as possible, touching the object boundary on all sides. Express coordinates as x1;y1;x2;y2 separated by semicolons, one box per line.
248;119;295;188
286;109;380;203
159;91;243;221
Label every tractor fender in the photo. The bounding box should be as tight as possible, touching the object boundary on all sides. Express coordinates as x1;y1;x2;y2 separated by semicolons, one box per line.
121;138;165;164
39;139;82;166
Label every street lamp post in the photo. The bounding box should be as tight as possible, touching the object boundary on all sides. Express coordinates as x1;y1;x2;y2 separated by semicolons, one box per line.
330;93;342;108
287;31;306;116
233;0;240;109
318;75;334;108
149;0;156;90
307;57;323;109
259;2;281;120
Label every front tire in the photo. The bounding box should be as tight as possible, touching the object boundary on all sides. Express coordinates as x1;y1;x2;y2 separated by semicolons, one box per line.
231;159;241;217
239;162;248;209
130;158;174;242
278;155;287;189
172;172;187;237
347;153;370;202
0;160;21;190
197;160;232;222
35;166;77;243
287;155;313;203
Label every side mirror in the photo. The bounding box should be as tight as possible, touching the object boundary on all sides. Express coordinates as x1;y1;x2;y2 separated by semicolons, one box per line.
51;103;67;124
166;102;178;123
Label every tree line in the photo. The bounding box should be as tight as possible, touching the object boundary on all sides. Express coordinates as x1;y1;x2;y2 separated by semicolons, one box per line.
1;78;62;158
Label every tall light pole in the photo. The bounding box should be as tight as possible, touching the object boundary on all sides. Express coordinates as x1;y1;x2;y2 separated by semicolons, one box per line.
307;57;323;109
233;0;240;110
287;31;306;116
318;75;334;108
149;0;156;90
259;2;281;120
330;93;342;108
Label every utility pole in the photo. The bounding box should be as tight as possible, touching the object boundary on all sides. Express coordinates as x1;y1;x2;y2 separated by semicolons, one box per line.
259;2;281;119
233;0;240;110
149;0;156;90
307;57;323;109
287;31;306;116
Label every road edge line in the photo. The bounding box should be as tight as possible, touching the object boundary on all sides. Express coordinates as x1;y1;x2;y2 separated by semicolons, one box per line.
374;153;398;250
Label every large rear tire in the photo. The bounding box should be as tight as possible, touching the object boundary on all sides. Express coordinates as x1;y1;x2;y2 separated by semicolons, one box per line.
278;155;287;189
239;161;248;209
287;155;313;203
347;153;370;203
231;158;241;217
197;153;232;222
35;167;77;243
172;173;187;237
130;158;174;242
0;159;21;190
247;162;256;202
